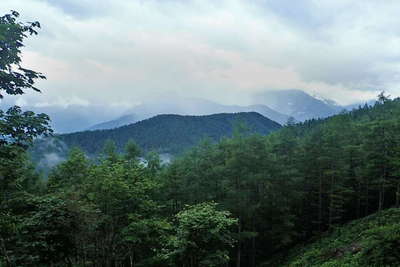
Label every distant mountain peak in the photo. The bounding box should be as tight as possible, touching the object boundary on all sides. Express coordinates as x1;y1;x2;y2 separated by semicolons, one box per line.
254;89;342;121
89;114;137;131
311;93;340;107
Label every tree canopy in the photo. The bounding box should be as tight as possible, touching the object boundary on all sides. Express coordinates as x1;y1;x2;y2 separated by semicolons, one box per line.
0;11;45;98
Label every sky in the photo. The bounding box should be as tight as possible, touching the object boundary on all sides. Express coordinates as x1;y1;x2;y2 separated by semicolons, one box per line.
1;0;400;112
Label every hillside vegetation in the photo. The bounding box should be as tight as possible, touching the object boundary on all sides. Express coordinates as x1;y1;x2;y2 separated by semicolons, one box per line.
8;95;400;266
58;112;282;155
272;208;400;266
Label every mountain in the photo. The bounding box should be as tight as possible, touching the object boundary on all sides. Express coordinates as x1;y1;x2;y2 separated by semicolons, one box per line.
255;89;343;121
272;208;400;267
228;104;290;124
89;114;137;130
0;99;125;133
60;112;281;155
88;98;290;130
4;91;348;133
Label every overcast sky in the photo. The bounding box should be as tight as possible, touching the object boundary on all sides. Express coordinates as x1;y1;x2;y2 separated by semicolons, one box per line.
2;0;400;108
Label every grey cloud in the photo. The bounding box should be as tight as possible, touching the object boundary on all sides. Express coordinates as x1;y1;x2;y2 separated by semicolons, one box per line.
2;0;400;108
258;0;329;31
39;0;112;19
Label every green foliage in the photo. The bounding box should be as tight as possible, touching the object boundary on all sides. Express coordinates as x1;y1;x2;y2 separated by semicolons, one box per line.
47;147;89;191
0;9;52;205
123;216;173;266
0;106;52;148
157;96;400;265
17;196;77;265
0;11;45;98
101;139;119;163
275;208;400;267
144;151;162;175
360;223;400;266
124;139;141;161
1;195;78;266
166;202;238;267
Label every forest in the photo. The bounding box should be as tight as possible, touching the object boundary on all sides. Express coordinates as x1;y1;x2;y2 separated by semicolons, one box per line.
2;11;400;267
57;112;281;155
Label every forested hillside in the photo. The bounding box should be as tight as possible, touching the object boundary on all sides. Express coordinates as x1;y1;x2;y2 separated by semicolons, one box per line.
157;94;400;266
8;92;400;266
58;112;282;155
276;208;400;266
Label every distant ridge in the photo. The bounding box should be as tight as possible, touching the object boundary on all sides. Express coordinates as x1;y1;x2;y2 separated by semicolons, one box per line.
87;98;289;130
61;112;282;155
89;114;137;131
255;89;343;121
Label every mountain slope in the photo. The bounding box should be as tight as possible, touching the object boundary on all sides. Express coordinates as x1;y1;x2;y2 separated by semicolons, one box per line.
255;89;343;121
269;208;400;267
89;114;137;130
61;112;281;155
88;98;290;130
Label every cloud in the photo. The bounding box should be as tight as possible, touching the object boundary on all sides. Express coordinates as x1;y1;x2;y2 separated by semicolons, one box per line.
1;0;399;108
39;0;114;19
33;96;89;108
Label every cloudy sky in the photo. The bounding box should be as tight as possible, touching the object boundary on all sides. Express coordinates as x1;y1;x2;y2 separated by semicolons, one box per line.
2;0;400;111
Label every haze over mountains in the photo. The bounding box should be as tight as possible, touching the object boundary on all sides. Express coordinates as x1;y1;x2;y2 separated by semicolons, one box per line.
89;89;370;132
2;89;374;134
255;90;343;121
89;98;290;130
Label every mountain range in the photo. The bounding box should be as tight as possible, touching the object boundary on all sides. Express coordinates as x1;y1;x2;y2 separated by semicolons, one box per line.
89;89;359;131
254;89;344;121
5;89;374;133
88;98;290;130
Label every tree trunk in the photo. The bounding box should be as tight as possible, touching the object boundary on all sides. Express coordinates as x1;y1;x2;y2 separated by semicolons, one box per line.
318;173;323;232
329;174;334;228
236;222;241;267
251;233;256;267
378;175;385;212
396;181;400;208
356;181;361;218
365;181;369;215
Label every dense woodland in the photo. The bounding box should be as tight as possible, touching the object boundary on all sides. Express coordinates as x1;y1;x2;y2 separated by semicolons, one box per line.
57;112;281;155
2;11;400;267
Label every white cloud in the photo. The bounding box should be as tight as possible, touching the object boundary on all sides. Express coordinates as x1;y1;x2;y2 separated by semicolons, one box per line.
15;97;28;107
1;0;400;106
33;96;90;108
